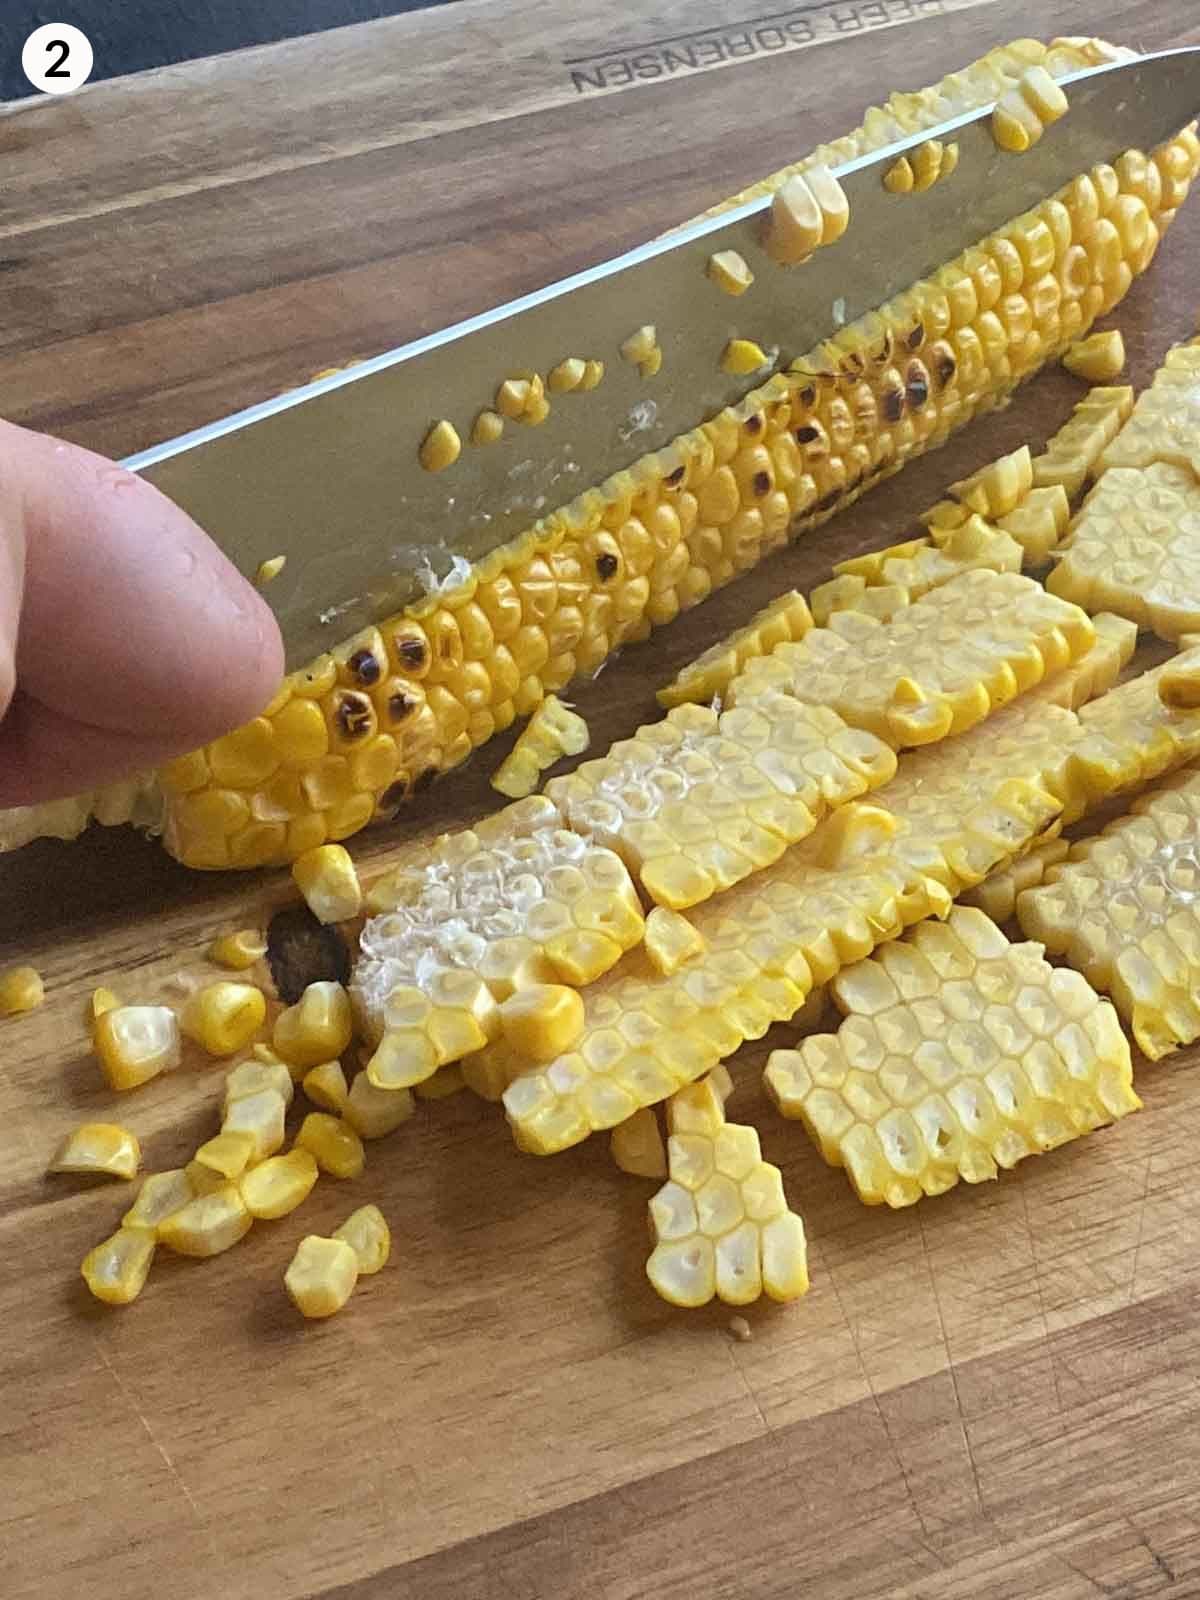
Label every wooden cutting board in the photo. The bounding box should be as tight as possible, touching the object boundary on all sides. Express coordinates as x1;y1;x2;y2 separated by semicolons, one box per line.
4;3;1200;1596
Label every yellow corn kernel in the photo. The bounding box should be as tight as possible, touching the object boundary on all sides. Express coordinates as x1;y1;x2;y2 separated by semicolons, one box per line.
50;1122;140;1181
644;906;706;976
547;358;587;393
419;419;461;473
766;167;848;264
578;359;604;390
332;1203;391;1274
89;985;121;1023
344;1072;415;1138
255;555;287;586
1033;383;1134;499
611;1106;668;1178
184;1159;228;1196
285;1235;359;1318
81;1228;156;1306
707;250;754;295
296;1112;366;1177
208;929;267;970
1062;328;1125;382
180;981;267;1058
471;409;505;445
997;485;1071;563
911;139;943;192
656;590;812;709
159;1185;253;1256
499;983;585;1063
93;1004;181;1091
620;325;658;366
302;1059;349;1112
292;842;363;923
950;445;1033;518
0;964;43;1015
491;695;589;799
883;156;914;194
766;906;1137;1207
122;1168;194;1233
238;1147;319;1220
192;1129;257;1182
961;836;1070;923
639;348;663;380
721;339;771;377
524;391;552;423
222;1086;288;1161
272;980;353;1071
223;1056;294;1112
413;1063;466;1100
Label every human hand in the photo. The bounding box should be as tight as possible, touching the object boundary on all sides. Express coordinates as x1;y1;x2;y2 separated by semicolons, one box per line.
0;418;284;807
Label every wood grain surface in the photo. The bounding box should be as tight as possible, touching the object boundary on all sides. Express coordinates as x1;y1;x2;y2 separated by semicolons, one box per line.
4;4;1200;1597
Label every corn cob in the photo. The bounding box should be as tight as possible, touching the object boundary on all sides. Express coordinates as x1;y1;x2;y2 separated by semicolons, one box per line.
764;907;1137;1208
655;591;811;710
1018;765;1200;1060
490;695;589;799
3;41;1193;870
333;1204;391;1274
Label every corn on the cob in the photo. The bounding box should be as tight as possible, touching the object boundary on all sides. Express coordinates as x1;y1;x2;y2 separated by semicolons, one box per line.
611;1105;668;1177
158;1185;253;1257
647;1077;808;1307
1099;336;1200;476
6;42;1192;871
1031;385;1135;502
50;1122;140;1180
285;1235;359;1318
1018;766;1200;1059
292;844;363;923
656;591;811;709
765;907;1137;1207
332;1204;391;1274
0;964;44;1016
490;695;589;800
1063;328;1126;381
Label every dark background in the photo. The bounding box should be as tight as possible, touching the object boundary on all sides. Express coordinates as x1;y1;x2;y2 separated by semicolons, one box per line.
1;0;454;101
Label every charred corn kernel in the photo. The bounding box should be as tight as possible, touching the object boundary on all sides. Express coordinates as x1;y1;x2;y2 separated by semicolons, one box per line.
159;1185;253;1256
647;1079;808;1306
255;556;286;585
729;571;1095;749
548;358;587;393
620;325;658;366
81;1229;156;1306
302;1059;349;1112
208;929;267;970
491;695;589;799
997;485;1071;562
883;156;914;194
285;1235;359;1318
707;250;754;295
180;982;266;1058
419;419;461;473
1033;383;1134;499
193;1129;257;1181
611;1106;668;1177
1100;336;1200;477
657;591;812;709
950;445;1033;518
239;1147;319;1219
578;359;604;390
499;983;585;1062
273;980;353;1071
766;907;1137;1208
1063;328;1125;381
222;1087;287;1161
332;1204;391;1273
0;964;43;1015
344;1072;415;1138
122;1168;194;1233
644;907;706;976
50;1122;140;1180
94;1004;181;1091
1019;767;1200;1059
223;1055;294;1111
414;1063;466;1099
962;836;1070;922
471;409;504;445
722;339;771;377
292;843;363;923
296;1111;365;1177
90;986;121;1023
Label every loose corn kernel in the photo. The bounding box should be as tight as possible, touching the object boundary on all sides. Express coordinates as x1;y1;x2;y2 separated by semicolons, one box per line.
499;983;585;1063
222;1087;288;1161
192;1129;257;1181
224;1056;294;1112
0;964;43;1015
94;1004;181;1091
766;167;848;264
332;1203;391;1273
81;1229;156;1306
89;986;121;1023
883;156;914;194
491;695;589;799
180;981;266;1058
644;906;706;976
296;1111;366;1177
721;339;771;377
239;1147;319;1219
292;842;362;923
158;1185;253;1256
122;1168;194;1233
50;1122;140;1181
707;250;754;295
657;591;813;709
523;391;552;423
255;556;287;585
578;359;604;390
639;348;663;380
273;980;354;1071
547;358;587;393
950;445;1033;518
611;1106;668;1178
471;409;504;445
1063;328;1126;382
419;419;461;472
344;1072;415;1138
302;1059;349;1112
620;325;658;366
208;929;267;970
285;1235;359;1318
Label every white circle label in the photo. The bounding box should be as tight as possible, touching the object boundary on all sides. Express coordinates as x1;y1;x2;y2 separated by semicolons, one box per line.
22;23;94;96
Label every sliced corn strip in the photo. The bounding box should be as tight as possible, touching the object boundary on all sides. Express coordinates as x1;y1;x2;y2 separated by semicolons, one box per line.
656;592;812;710
332;1204;391;1274
296;1112;366;1176
208;929;267;970
180;982;266;1058
272;980;354;1071
238;1147;319;1219
81;1229;156;1305
302;1059;349;1112
949;445;1033;519
50;1122;140;1181
611;1106;668;1178
1032;384;1135;501
647;1078;808;1306
1018;766;1200;1059
122;1168;194;1233
292;843;363;924
158;1185;253;1256
0;964;44;1015
193;1129;257;1181
821;518;1022;627
1100;336;1200;476
223;1056;294;1112
285;1235;359;1318
961;836;1070;923
221;1087;288;1162
491;695;590;799
996;485;1072;564
765;907;1137;1207
1063;328;1125;381
93;1004;181;1091
344;1073;415;1138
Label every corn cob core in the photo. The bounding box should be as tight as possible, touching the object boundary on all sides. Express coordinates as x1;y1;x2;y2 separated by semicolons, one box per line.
764;907;1137;1208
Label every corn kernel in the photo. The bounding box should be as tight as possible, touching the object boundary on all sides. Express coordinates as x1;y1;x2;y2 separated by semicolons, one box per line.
184;1159;228;1196
471;409;505;445
344;1072;415;1139
192;1129;257;1181
239;1147;319;1219
208;929;267;970
81;1229;156;1306
547;358;587;393
159;1185;253;1256
611;1107;668;1178
332;1203;391;1273
302;1059;349;1112
491;694;589;798
222;1087;288;1161
639;348;663;380
578;359;604;390
721;339;771;377
620;325;658;366
89;986;121;1023
273;980;354;1071
180;982;266;1058
419;419;461;473
1062;328;1125;382
255;555;287;585
707;250;754;295
499;983;586;1062
285;1235;359;1318
50;1122;140;1181
0;964;43;1015
657;590;812;709
644;907;706;976
883;156;914;194
224;1056;294;1112
94;1004;181;1091
122;1168;194;1233
292;843;363;923
296;1112;366;1177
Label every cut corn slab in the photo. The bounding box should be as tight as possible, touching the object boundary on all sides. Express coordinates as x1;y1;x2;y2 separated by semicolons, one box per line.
764;907;1137;1208
1099;336;1200;477
1018;766;1200;1061
655;591;812;710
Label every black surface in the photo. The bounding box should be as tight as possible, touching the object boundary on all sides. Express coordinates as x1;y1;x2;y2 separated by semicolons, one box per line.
1;0;456;102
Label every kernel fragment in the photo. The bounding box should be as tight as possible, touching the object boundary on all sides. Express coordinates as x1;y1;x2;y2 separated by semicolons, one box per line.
1063;329;1125;382
50;1122;140;1181
707;250;754;296
255;556;286;586
547;358;587;393
491;695;589;799
332;1204;391;1274
611;1107;668;1178
208;929;267;970
302;1059;349;1113
722;339;771;377
419;419;462;473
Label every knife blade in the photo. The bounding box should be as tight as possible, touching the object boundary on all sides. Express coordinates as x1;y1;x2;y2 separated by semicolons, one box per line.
125;48;1200;670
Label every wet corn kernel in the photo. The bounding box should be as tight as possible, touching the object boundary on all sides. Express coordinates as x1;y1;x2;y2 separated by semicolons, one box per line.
548;358;587;393
0;964;43;1015
222;1087;288;1161
419;419;461;472
272;980;354;1071
647;1077;809;1306
656;591;812;709
644;906;706;976
722;339;771;377
1032;384;1135;500
193;1129;257;1181
159;1185;254;1256
302;1059;349;1113
224;1056;294;1112
491;695;589;799
1063;328;1125;381
292;843;363;923
180;982;266;1058
611;1105;668;1177
94;1005;181;1091
285;1235;359;1318
50;1122;140;1181
883;156;914;194
707;250;754;295
332;1204;391;1273
962;837;1070;921
81;1229;156;1306
1100;337;1200;477
208;929;267;970
122;1168;195;1233
255;556;287;585
296;1112;366;1177
344;1072;415;1138
1018;766;1200;1059
238;1147;319;1220
765;906;1136;1207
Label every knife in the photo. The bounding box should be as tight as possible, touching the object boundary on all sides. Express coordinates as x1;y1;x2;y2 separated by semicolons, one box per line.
124;48;1200;671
